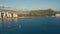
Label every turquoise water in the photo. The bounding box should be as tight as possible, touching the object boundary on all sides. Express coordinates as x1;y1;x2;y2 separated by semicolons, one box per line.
0;17;60;34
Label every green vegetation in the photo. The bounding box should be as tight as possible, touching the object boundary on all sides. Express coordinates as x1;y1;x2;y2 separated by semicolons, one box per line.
18;9;55;17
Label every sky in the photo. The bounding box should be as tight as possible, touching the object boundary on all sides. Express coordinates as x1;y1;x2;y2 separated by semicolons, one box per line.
0;0;60;11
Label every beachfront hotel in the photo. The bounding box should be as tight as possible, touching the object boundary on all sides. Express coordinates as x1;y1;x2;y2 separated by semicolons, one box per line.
0;11;18;18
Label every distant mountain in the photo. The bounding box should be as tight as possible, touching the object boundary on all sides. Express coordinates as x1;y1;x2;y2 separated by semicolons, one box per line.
0;9;56;17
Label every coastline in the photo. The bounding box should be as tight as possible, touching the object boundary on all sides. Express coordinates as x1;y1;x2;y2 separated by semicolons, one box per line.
0;16;60;19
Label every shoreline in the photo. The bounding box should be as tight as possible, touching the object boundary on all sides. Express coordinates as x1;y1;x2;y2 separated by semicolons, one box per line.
0;16;60;19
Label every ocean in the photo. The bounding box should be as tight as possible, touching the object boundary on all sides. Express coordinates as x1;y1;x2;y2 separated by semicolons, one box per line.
0;17;60;34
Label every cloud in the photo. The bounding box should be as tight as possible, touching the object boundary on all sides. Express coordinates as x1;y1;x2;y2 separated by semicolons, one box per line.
0;4;15;10
0;4;9;7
